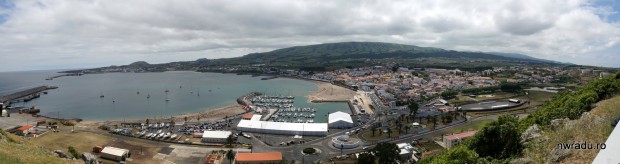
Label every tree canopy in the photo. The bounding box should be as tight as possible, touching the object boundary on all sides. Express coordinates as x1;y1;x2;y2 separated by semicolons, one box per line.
371;143;400;164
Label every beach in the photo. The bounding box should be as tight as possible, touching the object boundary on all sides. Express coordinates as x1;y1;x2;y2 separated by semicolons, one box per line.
307;81;356;102
84;104;248;127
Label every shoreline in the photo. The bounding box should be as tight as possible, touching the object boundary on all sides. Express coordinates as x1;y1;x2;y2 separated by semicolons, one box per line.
38;72;355;125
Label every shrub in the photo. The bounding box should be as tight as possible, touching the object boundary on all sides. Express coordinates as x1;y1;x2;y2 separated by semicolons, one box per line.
303;147;316;154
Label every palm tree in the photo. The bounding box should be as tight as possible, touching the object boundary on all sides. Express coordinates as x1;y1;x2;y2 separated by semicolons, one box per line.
405;125;411;133
371;126;377;137
386;128;392;137
432;115;438;129
226;134;234;147
226;149;234;164
397;123;404;134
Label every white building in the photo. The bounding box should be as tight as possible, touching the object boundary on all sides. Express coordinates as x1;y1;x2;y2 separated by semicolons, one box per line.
328;111;353;129
397;143;415;160
100;146;129;161
236;116;328;136
202;131;232;143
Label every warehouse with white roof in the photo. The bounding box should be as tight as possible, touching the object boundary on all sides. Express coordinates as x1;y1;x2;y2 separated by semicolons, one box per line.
202;131;232;143
236;115;328;136
328;111;353;129
100;146;129;161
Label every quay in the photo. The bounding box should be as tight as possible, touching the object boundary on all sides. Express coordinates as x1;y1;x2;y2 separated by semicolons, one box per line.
0;85;58;103
45;73;82;80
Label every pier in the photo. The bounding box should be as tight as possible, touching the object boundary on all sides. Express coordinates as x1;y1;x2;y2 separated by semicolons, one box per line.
45;73;82;80
0;85;58;103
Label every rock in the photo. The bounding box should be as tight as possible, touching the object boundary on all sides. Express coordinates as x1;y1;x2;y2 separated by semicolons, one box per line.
520;124;543;144
579;112;591;120
54;150;68;158
550;118;569;130
510;157;533;164
547;147;572;163
81;152;101;164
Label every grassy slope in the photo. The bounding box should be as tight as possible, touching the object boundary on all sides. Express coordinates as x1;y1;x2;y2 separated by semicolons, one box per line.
523;95;620;163
0;130;66;164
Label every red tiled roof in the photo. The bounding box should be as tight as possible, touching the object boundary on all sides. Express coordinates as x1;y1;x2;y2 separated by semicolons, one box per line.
17;125;33;131
242;113;254;119
236;152;282;162
445;130;477;141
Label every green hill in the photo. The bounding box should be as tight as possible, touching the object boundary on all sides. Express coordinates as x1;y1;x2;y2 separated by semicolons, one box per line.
0;129;66;164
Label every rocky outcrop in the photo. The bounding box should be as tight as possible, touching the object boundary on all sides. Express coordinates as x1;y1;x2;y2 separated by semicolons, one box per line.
547;147;572;163
81;152;101;164
550;118;569;130
520;124;544;144
53;150;68;158
510;157;533;164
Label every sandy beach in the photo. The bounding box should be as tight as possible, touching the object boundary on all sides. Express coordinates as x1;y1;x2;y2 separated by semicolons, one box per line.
87;104;248;126
307;81;356;102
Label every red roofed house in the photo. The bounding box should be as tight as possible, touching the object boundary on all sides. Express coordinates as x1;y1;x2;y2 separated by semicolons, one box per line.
241;113;254;120
16;125;33;136
442;130;477;149
234;152;282;164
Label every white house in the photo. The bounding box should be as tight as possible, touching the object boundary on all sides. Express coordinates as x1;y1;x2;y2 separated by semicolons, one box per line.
201;131;232;143
100;146;129;161
328;111;353;129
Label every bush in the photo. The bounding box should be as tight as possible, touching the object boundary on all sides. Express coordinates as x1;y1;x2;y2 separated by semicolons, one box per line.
67;146;80;159
303;147;316;154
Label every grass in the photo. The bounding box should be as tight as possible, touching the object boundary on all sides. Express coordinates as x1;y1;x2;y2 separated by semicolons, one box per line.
31;131;115;153
0;129;67;164
448;120;494;133
522;95;620;163
31;130;162;164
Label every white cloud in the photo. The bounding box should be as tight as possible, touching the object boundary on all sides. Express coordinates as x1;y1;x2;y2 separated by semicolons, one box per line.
0;0;619;71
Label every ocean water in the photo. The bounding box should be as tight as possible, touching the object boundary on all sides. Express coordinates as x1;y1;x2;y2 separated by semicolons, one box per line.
0;71;349;122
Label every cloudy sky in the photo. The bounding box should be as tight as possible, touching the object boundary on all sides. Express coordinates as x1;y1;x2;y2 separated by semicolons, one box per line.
0;0;619;72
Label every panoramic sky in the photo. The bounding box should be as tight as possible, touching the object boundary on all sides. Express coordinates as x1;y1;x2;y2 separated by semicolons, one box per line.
0;0;619;71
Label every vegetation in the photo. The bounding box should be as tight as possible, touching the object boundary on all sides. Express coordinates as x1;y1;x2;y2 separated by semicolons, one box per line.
422;71;620;163
303;147;316;154
519;71;620;131
357;152;376;164
461;86;500;95
67;146;80;159
226;149;235;164
467;115;522;159
0;129;65;164
419;146;482;164
440;90;458;99
370;142;400;164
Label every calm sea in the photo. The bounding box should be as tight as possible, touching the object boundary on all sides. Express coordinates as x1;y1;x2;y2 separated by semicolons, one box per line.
0;70;349;122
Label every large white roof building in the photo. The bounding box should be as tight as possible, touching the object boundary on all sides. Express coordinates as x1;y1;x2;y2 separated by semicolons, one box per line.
328;111;353;129
236;115;328;136
201;131;232;143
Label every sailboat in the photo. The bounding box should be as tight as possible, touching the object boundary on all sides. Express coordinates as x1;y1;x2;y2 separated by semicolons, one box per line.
99;91;104;98
137;88;140;95
165;91;170;102
197;89;200;96
147;94;151;99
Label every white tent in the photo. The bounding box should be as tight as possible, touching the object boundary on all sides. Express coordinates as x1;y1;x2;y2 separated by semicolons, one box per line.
101;146;129;161
236;120;328;136
328;111;353;129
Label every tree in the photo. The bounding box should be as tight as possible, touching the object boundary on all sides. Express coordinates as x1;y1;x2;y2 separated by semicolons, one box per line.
371;143;400;164
408;101;419;118
226;149;235;164
386;128;392;137
145;118;150;125
500;83;522;93
440;90;458;99
404;125;411;134
184;116;188;122
357;152;376;164
431;115;438;129
226;134;234;147
467;115;522;159
397;122;403;134
419;146;481;164
371;126;377;137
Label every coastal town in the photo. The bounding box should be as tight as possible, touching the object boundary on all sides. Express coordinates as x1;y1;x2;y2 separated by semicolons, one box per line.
1;61;616;164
